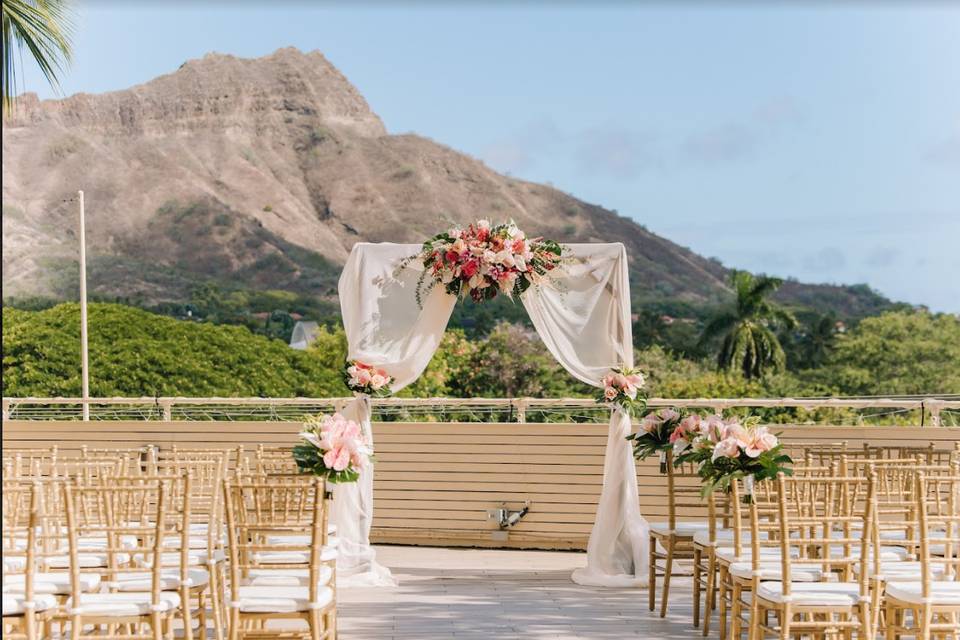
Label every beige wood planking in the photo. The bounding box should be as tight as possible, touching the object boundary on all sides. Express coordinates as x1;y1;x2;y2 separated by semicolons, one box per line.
3;420;958;550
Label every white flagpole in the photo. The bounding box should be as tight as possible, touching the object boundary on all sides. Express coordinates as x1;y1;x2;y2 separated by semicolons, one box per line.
78;190;90;421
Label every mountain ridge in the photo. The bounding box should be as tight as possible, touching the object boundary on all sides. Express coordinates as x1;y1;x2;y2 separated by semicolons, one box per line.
1;47;894;320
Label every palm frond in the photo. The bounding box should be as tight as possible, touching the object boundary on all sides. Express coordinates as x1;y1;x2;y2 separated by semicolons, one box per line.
2;0;74;115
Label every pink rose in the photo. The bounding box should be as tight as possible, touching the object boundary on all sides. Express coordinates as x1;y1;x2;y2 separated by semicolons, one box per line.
604;387;618;401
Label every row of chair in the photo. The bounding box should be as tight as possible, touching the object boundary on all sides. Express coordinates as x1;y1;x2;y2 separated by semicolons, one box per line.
2;445;336;640
649;441;960;639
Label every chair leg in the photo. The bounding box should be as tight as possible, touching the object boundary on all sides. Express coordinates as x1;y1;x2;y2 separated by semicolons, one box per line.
731;581;743;640
779;605;790;640
920;605;933;640
309;609;322;640
693;546;702;628
703;553;717;637
660;536;675;618
718;564;729;640
648;534;657;612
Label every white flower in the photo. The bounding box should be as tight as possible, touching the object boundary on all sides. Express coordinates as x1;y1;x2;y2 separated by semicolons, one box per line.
448;228;462;239
477;219;491;230
514;255;527;272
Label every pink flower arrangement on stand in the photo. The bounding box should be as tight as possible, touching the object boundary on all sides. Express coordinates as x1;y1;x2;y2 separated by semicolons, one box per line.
627;407;683;473
671;414;792;498
293;413;374;483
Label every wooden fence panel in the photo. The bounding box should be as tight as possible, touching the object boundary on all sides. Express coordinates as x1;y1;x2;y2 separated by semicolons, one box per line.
3;420;957;550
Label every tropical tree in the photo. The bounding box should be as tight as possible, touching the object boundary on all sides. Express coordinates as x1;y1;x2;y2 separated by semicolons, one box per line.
797;312;837;369
2;0;73;114
699;270;797;379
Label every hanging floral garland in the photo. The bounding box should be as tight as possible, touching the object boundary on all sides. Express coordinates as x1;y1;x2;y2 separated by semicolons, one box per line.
409;219;564;305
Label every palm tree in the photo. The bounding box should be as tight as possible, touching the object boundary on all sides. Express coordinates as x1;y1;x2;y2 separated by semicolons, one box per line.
699;270;797;379
799;312;837;368
2;0;74;115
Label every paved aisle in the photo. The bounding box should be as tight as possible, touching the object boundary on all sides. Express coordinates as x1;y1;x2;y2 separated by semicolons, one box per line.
337;546;696;640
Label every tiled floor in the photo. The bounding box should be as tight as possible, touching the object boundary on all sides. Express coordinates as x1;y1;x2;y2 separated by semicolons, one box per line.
338;546;698;640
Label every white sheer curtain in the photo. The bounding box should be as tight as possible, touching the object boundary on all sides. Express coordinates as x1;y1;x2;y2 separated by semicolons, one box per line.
333;241;647;588
335;243;456;586
522;243;649;587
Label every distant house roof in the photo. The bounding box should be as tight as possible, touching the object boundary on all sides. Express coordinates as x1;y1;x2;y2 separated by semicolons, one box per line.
289;321;320;350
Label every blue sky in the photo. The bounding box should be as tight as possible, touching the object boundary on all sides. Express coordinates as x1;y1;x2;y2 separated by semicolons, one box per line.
17;2;960;311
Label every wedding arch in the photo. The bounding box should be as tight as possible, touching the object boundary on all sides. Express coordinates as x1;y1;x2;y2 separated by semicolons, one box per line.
331;239;649;588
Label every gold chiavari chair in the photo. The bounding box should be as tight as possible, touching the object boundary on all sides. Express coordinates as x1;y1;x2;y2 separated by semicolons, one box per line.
692;489;732;632
255;445;300;476
648;450;710;619
61;477;184;640
80;446;157;475
3;448;59;480
146;455;230;640
716;464;838;640
749;473;874;640
859;462;957;636
883;470;960;639
2;482;57;640
223;475;335;640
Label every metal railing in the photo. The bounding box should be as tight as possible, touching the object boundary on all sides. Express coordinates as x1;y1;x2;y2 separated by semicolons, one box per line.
3;395;959;425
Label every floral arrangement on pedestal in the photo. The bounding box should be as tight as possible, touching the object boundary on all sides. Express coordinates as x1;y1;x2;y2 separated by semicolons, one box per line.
410;219;564;305
626;407;683;473
292;413;374;483
598;366;647;415
344;360;394;396
671;414;792;498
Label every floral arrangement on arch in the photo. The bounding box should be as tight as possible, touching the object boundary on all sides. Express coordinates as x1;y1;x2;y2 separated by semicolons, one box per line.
598;366;647;415
292;413;374;483
344;360;394;396
671;413;793;497
410;219;564;305
626;407;683;473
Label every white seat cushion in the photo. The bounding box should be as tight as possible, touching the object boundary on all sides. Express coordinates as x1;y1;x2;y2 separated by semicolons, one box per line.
854;561;946;580
162;536;212;550
135;550;226;568
885;581;960;606
649;521;709;537
251;545;339;565
830;546;910;562
2;593;58;615
45;552;131;569
756;582;863;606
729;562;824;582
229;585;333;613
2;558;26;572
112;569;210;592
244;566;334;588
716;547;790;564
66;592;181;617
3;572;101;594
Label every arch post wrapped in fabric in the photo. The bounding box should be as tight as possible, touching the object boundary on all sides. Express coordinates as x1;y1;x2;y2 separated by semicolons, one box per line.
334;241;649;588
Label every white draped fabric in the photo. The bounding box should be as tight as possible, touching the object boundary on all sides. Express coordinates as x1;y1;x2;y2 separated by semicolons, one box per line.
334;241;648;588
523;244;649;587
334;243;456;586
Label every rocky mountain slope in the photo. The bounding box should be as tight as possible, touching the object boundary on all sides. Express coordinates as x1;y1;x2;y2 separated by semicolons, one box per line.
2;47;892;319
